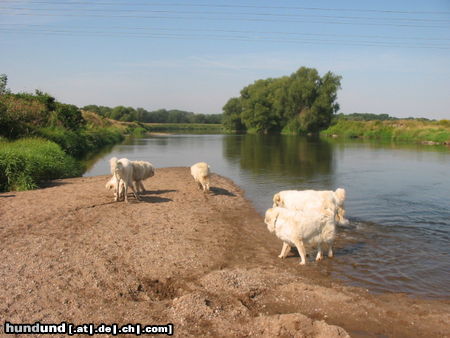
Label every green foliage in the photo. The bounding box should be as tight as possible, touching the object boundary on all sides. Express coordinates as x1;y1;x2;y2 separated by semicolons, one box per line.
222;66;342;134
53;103;86;130
222;97;245;131
82;105;223;124
321;119;450;143
38;126;123;158
0;78;126;191
0;90;88;138
0;138;82;192
335;112;396;121
143;123;222;133
0;74;10;95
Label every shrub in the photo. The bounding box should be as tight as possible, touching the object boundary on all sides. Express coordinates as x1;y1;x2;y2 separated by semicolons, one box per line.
0;138;82;192
38;127;124;158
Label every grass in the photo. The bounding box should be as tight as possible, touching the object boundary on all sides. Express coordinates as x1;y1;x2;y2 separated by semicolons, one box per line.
38;126;124;158
321;119;450;144
0;138;82;192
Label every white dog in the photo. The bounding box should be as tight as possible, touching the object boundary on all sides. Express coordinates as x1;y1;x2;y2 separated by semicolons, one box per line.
106;159;155;201
273;188;349;226
265;206;336;265
109;157;139;202
130;160;155;193
190;162;210;192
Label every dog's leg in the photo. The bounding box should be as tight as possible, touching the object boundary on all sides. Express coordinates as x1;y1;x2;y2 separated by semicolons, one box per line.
316;244;323;261
119;181;125;201
278;242;291;258
114;176;120;202
139;180;145;193
278;242;288;258
327;242;334;258
128;181;140;201
293;239;307;265
123;180;129;203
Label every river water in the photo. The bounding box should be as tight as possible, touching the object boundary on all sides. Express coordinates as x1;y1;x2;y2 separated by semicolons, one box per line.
84;134;450;299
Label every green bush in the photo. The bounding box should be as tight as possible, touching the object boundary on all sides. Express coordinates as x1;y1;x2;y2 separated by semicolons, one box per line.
0;138;82;192
38;127;124;158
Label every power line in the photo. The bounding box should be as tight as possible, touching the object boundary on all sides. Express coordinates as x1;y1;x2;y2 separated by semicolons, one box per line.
1;6;449;24
1;0;450;15
1;11;449;29
3;23;449;42
1;27;448;49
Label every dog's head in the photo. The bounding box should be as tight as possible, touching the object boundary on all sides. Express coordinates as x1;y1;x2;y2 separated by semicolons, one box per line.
264;208;280;233
105;180;114;190
334;188;346;207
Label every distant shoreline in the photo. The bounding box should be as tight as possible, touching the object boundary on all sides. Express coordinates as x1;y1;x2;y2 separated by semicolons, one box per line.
321;119;450;145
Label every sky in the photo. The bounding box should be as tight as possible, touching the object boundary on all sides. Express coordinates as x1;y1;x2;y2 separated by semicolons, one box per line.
1;0;449;119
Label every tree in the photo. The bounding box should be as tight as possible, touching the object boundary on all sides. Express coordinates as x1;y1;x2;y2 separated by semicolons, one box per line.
0;74;9;95
54;103;85;130
223;97;245;131
222;66;342;134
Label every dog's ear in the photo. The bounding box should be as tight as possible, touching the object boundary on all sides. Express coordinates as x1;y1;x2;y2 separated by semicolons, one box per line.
273;193;281;207
265;208;275;232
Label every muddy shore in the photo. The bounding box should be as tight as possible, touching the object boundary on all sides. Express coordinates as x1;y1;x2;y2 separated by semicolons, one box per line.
1;167;449;337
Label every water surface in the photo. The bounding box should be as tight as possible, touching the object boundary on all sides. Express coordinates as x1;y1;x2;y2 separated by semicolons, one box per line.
84;134;450;298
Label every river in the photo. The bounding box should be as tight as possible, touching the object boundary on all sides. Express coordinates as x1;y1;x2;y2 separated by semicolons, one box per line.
83;134;450;299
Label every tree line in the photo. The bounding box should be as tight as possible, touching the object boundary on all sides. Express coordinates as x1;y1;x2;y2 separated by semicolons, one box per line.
222;67;342;134
82;105;223;124
334;112;434;122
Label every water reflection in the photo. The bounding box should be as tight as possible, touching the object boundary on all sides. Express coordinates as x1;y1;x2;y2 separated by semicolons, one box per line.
223;134;335;183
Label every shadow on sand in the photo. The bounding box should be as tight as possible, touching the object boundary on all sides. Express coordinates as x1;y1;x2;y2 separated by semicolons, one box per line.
210;186;236;197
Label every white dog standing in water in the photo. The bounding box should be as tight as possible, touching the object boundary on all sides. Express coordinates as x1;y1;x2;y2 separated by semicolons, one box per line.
265;206;336;265
273;188;349;226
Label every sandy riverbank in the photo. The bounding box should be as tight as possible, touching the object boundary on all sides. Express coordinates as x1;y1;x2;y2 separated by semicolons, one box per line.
1;168;449;337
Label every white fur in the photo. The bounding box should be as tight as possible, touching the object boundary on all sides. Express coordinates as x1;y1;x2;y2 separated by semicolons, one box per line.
105;175;125;200
106;160;155;200
273;188;349;226
109;157;139;203
131;160;155;193
265;206;336;265
190;162;210;192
